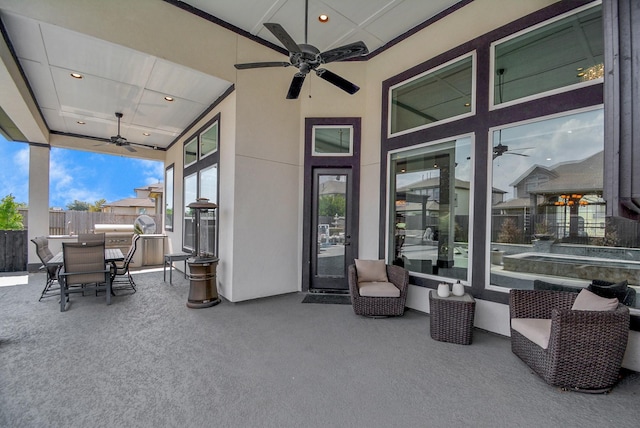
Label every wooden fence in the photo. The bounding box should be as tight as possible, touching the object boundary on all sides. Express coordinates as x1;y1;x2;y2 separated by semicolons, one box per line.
0;230;27;272
18;209;162;235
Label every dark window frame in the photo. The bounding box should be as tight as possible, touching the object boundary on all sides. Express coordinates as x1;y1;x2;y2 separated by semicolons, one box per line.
380;1;605;306
183;113;221;253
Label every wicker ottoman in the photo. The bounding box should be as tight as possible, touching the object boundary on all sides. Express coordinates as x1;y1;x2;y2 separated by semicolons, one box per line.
429;290;476;345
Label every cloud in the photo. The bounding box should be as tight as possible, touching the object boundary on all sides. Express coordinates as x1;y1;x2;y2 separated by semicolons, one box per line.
0;141;29;203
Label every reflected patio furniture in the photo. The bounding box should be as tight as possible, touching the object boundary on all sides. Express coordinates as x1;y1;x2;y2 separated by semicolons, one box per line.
111;234;140;293
509;289;629;392
77;233;105;244
348;262;409;317
59;241;112;312
31;236;60;301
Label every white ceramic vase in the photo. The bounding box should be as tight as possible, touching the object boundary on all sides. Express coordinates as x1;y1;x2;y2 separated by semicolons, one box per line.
437;282;450;298
452;280;465;297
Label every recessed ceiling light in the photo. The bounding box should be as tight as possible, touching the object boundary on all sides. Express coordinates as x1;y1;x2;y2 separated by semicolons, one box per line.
464;102;470;107
318;14;329;23
76;121;85;125
143;132;150;136
70;73;83;79
164;96;174;102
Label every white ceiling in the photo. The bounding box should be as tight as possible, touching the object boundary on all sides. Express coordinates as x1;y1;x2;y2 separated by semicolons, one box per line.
0;0;461;152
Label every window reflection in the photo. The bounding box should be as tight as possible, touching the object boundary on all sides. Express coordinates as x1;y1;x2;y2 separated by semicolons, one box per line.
489;107;639;309
492;4;603;106
390;137;472;281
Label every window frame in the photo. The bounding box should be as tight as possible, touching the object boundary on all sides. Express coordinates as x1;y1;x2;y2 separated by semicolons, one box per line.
164;163;174;231
311;125;354;157
182;114;221;253
489;1;603;111
387;51;476;138
386;133;475;286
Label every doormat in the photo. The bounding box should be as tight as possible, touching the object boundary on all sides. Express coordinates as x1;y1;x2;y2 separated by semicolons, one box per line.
302;294;351;305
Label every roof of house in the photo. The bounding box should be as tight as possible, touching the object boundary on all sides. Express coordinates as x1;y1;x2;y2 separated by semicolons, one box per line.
103;198;155;208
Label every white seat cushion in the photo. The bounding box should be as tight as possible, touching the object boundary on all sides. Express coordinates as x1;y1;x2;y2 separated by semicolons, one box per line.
358;281;400;298
511;318;552;349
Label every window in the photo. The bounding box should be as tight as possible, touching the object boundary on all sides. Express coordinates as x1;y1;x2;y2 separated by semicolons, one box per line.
165;164;174;231
183;172;197;251
489;108;612;285
389;136;472;282
200;122;218;159
491;3;603;107
312;126;353;156
182;114;220;253
199;164;218;256
389;53;475;136
184;137;197;167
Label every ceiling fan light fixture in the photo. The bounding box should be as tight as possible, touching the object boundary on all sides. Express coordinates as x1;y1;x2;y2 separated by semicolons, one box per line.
318;14;329;23
70;72;83;79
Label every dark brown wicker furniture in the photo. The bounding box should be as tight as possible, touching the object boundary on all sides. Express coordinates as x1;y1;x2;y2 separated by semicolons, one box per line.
509;289;630;392
429;290;476;345
348;264;409;316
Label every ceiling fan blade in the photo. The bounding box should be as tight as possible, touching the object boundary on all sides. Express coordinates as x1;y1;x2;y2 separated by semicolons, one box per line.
123;145;136;153
234;61;291;70
319;41;369;64
286;73;306;99
505;152;529;157
315;69;360;95
264;23;301;53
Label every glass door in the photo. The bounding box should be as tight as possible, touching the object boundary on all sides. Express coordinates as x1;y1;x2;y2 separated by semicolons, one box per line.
310;168;354;291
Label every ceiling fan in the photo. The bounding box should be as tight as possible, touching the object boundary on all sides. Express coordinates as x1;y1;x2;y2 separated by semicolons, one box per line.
109;112;135;152
492;142;531;160
234;1;369;99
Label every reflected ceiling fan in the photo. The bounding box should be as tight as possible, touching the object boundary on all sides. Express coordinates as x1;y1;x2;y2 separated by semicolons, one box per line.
492;130;532;160
234;0;369;99
108;112;135;152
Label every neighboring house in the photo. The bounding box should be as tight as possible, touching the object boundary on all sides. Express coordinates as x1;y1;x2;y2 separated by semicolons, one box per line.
492;151;606;239
102;182;163;215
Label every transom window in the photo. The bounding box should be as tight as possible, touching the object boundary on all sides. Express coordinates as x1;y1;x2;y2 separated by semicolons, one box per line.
389;53;475;137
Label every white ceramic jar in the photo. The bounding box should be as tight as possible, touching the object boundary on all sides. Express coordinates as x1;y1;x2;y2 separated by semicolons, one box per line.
452;280;465;297
437;282;450;298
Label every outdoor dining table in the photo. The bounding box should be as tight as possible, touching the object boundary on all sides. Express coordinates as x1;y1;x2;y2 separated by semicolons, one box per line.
48;248;125;268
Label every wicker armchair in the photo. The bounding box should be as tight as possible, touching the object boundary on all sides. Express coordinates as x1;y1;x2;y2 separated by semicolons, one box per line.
348;263;409;317
509;289;629;392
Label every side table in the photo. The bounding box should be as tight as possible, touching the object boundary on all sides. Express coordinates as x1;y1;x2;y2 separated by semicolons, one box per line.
164;252;191;284
429;290;476;345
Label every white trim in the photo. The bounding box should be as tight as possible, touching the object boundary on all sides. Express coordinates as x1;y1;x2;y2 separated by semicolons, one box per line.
387;52;476;139
311;125;354;157
489;1;603;110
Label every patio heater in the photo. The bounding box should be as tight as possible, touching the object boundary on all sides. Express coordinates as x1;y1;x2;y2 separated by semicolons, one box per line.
186;198;220;308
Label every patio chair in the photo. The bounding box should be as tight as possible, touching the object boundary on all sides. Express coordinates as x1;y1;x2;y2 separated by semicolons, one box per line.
509;288;629;392
31;236;60;301
348;260;409;317
59;241;112;312
111;234;140;293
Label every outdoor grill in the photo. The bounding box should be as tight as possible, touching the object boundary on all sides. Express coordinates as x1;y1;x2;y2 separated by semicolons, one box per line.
94;224;134;255
186;198;220;308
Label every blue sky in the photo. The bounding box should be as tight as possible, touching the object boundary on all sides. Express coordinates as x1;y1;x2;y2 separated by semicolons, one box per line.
0;135;164;208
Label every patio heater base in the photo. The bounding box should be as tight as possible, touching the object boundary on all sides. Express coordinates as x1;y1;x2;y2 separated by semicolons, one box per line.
187;257;220;309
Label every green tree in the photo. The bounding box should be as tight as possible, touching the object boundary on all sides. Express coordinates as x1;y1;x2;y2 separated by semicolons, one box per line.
318;194;345;217
0;194;25;230
89;199;106;212
66;200;91;211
